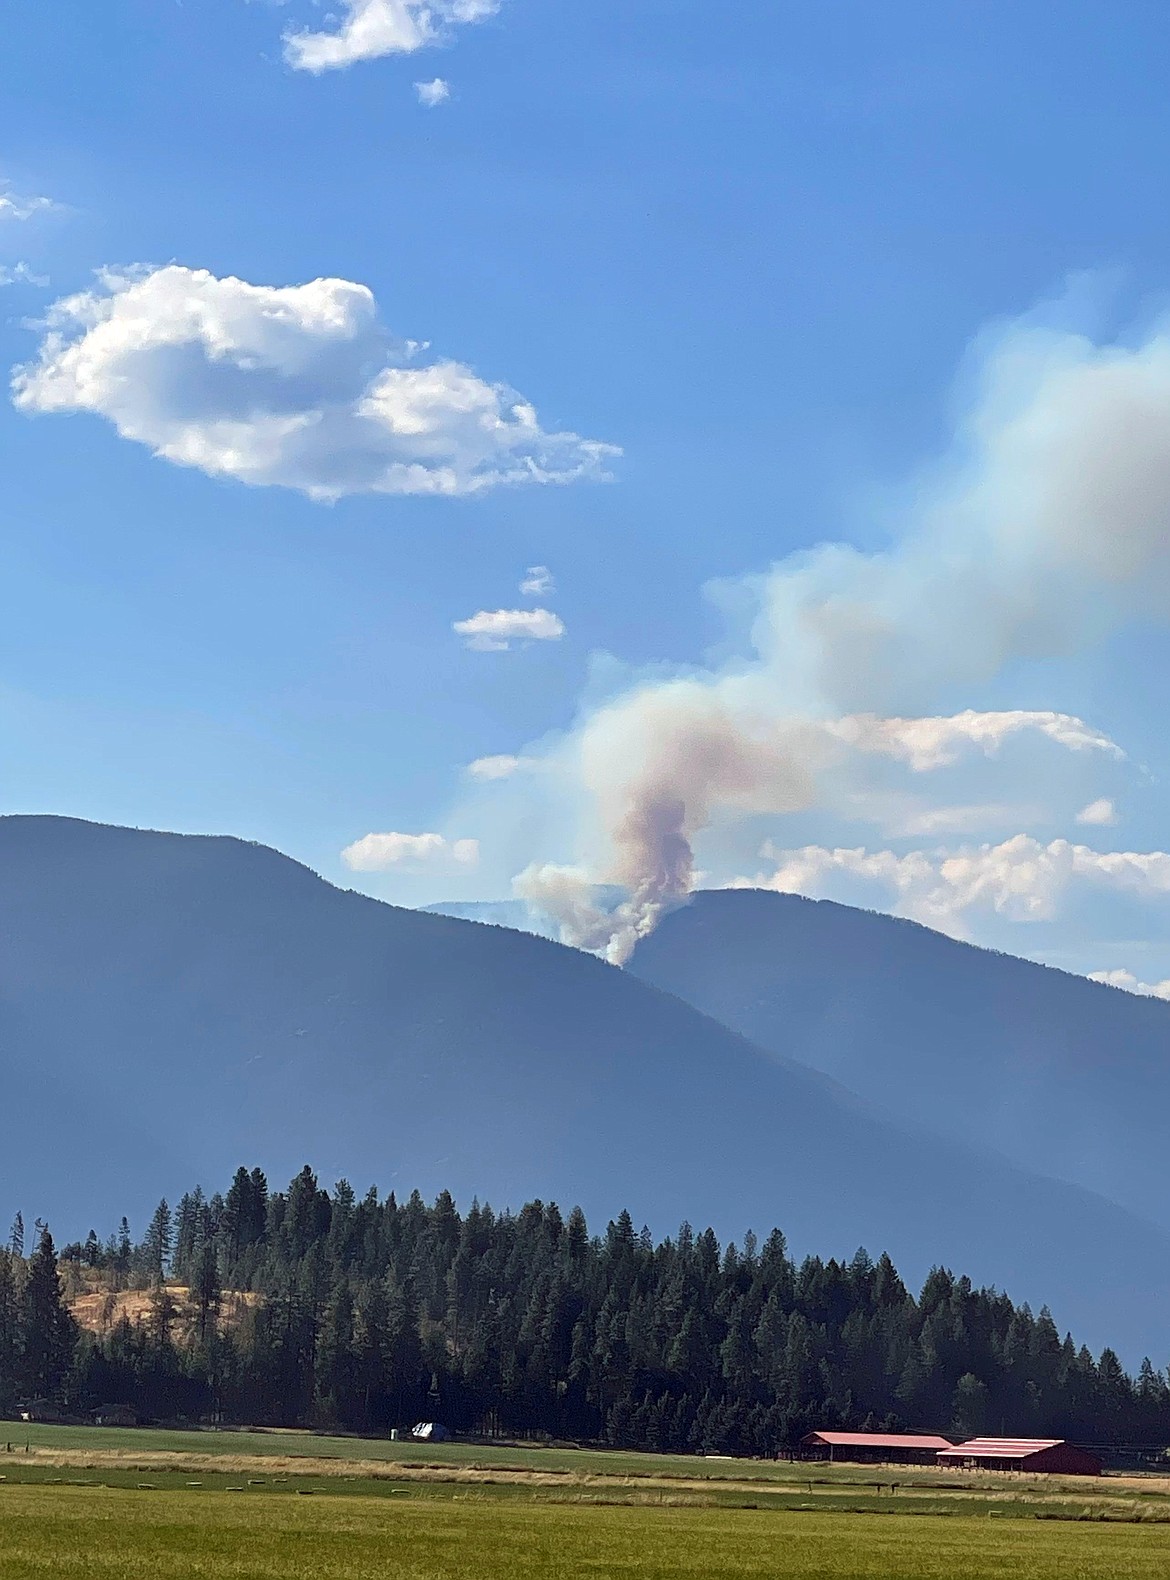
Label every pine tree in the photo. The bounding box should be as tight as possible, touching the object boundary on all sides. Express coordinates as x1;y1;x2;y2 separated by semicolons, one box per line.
115;1218;132;1284
20;1230;74;1404
315;1277;357;1426
0;1251;20;1413
142;1200;173;1286
951;1372;990;1436
147;1283;178;1349
194;1241;221;1342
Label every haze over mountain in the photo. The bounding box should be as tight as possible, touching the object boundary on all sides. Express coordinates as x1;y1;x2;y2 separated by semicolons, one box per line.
424;898;559;937
627;889;1170;1236
2;815;1168;1359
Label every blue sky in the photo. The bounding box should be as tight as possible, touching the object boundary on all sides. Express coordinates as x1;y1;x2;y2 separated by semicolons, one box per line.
6;0;1170;987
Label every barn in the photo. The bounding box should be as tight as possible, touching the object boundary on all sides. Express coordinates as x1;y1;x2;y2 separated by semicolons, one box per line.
800;1430;955;1465
937;1437;1102;1475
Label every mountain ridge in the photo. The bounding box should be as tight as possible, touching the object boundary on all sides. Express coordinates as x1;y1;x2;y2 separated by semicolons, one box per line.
627;887;1170;1233
1;814;1167;1359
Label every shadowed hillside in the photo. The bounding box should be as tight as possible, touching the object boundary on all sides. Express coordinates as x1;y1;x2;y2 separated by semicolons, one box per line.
2;816;1169;1358
629;889;1170;1232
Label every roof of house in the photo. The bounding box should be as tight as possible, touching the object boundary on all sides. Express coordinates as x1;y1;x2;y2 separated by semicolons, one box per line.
803;1431;954;1451
937;1437;1066;1458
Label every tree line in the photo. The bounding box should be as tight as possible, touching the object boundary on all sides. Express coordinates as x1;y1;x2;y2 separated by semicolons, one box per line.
1;1166;1168;1453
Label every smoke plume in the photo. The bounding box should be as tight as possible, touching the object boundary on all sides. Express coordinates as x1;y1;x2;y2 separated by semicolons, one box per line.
514;303;1170;961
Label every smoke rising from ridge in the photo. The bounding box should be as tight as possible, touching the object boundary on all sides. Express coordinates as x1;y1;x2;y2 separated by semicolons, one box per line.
513;306;1170;961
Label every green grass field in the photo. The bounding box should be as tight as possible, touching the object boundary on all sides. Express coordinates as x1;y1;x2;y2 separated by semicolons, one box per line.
4;1423;1170;1576
2;1482;1170;1579
7;1421;889;1481
3;1421;780;1478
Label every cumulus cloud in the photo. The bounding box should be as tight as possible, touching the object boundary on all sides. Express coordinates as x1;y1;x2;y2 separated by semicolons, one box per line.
0;188;55;222
0;262;48;288
520;565;554;597
341;831;479;870
738;835;1170;937
454;607;565;651
11;265;618;500
284;0;498;74
492;299;1170;961
466;753;537;780
1077;797;1118;826
415;77;451;106
1088;967;1170;1000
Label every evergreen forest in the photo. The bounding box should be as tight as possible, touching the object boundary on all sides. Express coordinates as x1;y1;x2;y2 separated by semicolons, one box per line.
2;1166;1168;1454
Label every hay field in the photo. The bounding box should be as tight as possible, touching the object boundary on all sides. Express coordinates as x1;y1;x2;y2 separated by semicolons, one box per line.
5;1424;1170;1526
12;1422;1167;1497
2;1482;1169;1579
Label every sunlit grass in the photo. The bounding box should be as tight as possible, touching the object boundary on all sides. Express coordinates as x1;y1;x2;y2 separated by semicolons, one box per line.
2;1484;1170;1580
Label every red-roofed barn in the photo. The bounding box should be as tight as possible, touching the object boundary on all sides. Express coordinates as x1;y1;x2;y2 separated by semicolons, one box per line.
800;1430;955;1465
937;1437;1102;1475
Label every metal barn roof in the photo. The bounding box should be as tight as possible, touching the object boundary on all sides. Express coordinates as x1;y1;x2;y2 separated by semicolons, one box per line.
937;1437;1064;1459
804;1431;954;1451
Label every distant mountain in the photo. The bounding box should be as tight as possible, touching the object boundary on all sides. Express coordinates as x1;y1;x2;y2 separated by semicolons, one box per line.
424;898;559;938
425;889;625;940
1;816;1168;1358
629;889;1170;1234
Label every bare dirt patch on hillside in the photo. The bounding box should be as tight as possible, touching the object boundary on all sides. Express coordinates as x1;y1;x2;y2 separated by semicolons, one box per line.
66;1283;258;1340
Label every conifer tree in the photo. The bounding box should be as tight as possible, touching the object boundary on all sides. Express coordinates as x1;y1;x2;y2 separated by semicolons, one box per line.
142;1200;173;1286
20;1230;74;1404
194;1241;221;1342
0;1251;20;1413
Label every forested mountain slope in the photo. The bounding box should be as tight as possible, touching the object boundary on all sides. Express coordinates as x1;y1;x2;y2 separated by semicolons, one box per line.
629;890;1170;1233
1;816;1168;1359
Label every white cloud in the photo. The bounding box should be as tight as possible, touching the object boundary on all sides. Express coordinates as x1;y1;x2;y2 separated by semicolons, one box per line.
12;266;617;500
1077;797;1117;826
341;831;479;870
520;564;554;597
284;0;498;74
466;753;537;780
453;607;565;651
741;834;1170;937
1088;967;1170;1000
415;77;451;106
831;710;1123;772
0;262;48;288
881;801;1035;838
0;188;55;222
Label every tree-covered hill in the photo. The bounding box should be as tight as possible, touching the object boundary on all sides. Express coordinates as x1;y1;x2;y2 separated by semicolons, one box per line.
3;1169;1168;1455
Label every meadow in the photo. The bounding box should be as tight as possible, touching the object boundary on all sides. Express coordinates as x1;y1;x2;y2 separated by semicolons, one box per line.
3;1481;1170;1580
4;1424;1170;1576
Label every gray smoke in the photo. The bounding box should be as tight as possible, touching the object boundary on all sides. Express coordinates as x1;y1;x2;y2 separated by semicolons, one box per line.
516;306;1170;961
